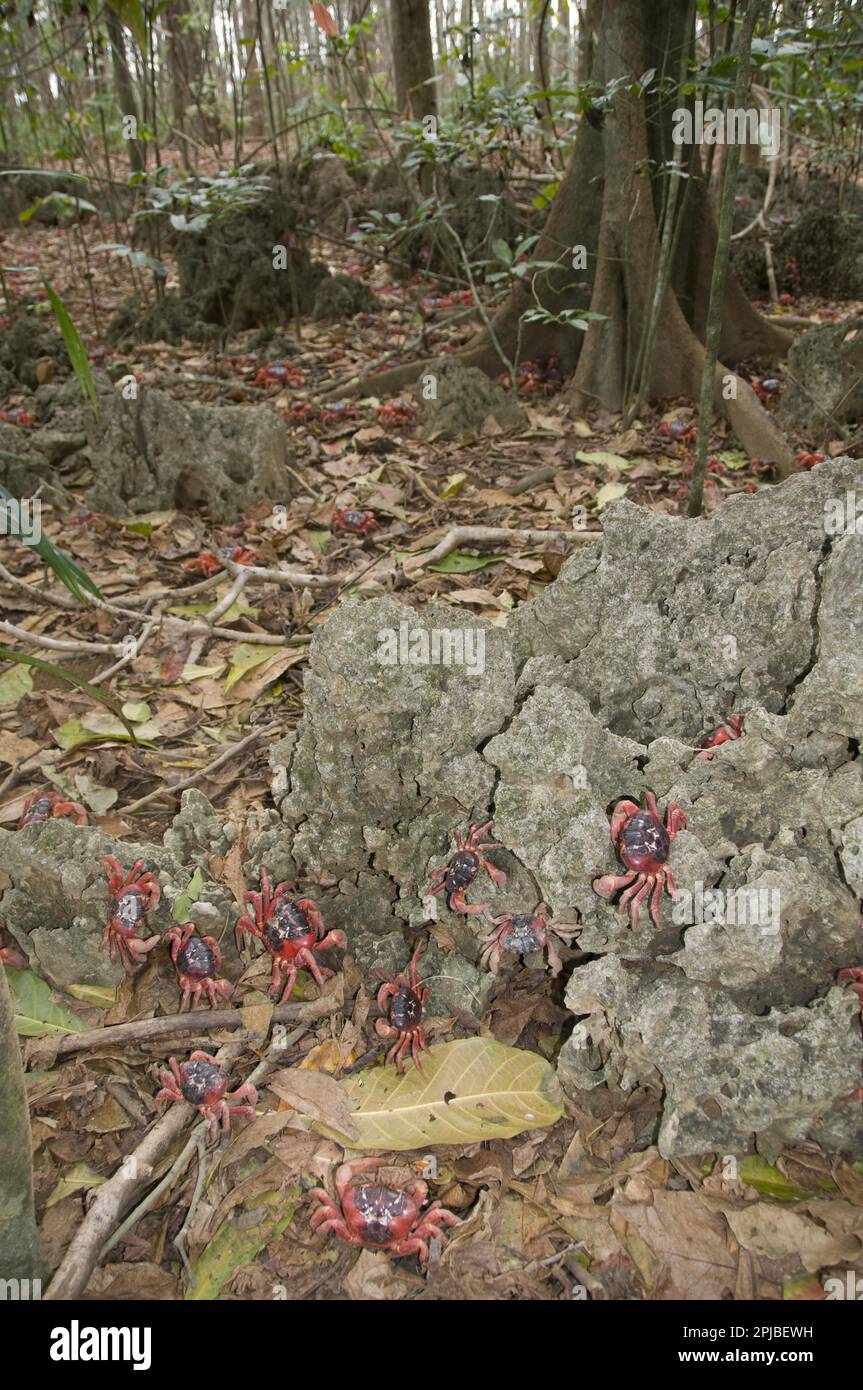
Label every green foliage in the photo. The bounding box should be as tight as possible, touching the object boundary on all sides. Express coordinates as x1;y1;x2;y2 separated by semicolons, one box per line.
0;483;101;602
106;0;148;51
0;652;138;740
133;165;273;233
41;278;99;419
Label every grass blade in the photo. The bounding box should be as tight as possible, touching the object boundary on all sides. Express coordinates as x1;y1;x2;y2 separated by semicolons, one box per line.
41;278;99;420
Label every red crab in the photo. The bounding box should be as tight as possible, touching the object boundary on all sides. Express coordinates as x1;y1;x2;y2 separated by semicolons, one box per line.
426;820;506;918
500;354;562;396
659;418;696;443
480;901;580;977
17;790;88;829
375;941;430;1073
0;408;36;427
287;401;317;425
695;713;744;762
319;400;358;428
331;508;379;535
164;922;233;1011
592;792;688;930
100;855;162;972
838;968;863;1102
753;377;782;406
235;869;346;1002
376;399;416;429
309;1158;460;1263
253;361;304;389
796;450;825;470
0;930;28;971
155;1052;257;1142
184;545;260;577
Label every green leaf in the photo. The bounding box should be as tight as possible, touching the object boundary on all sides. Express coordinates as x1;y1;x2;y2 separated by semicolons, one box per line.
428;552;506;574
20;192;97;225
0;482;102;603
121;701;151;722
0;168;89;183
717;449;749;471
172;867;204;923
46;1163;106;1207
42;278;99;421
186;1187;299;1301
594;481;628;508
315;1037;563;1151
0;651;135;737
532;180;559;210
9;970;89;1037
0;660;33;705
576;450;634;470
738;1155;831;1200
65;982;117;1007
80;710;160;741
225;643;275;692
106;0;148;50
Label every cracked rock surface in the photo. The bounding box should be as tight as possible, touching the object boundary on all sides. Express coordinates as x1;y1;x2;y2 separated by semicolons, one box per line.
0;810;236;989
3;461;862;1158
257;458;863;1156
85;384;294;520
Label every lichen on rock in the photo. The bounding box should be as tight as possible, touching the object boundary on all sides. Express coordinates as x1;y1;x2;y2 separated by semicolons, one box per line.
412;357;526;439
260;457;863;1154
85;382;294;520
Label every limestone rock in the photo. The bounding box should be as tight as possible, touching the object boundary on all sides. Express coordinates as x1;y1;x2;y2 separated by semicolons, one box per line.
413;358;526;439
85;384;294;520
779;318;863;439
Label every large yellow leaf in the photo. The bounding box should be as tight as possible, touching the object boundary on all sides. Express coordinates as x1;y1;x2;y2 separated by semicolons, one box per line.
316;1038;563;1151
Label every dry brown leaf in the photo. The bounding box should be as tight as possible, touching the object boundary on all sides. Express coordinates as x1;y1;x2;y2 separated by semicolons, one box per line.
611;1191;738;1299
344;1249;425;1301
268;1066;359;1140
714;1199;863;1272
0;730;40;764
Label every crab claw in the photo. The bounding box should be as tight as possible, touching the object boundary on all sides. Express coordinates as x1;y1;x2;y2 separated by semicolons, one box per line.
609;801;641;845
592;871;636;901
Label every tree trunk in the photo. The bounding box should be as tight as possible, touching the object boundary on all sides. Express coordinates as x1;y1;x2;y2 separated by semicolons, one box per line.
105;6;144;174
349;0;794;473
0;967;43;1282
390;0;437;121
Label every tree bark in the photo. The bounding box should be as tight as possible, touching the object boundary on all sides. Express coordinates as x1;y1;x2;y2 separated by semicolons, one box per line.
347;0;794;473
105;6;144;174
0;968;43;1282
390;0;437;121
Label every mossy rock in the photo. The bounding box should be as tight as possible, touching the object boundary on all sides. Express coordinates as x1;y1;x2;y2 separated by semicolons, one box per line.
413;357;526;439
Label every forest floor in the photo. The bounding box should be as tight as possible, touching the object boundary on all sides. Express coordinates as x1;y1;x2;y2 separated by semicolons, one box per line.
2;202;863;1301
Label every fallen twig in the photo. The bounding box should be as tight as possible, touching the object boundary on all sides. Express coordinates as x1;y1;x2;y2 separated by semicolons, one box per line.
221;557;343;589
43;994;346;1061
44;1097;194;1300
0;619;128;656
405;524;599;573
120;721;280;814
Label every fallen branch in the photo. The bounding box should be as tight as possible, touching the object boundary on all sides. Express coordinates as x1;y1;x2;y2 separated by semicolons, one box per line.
44;993;345;1060
221;558;343;589
405;524;600;573
0;620;126;657
44;1096;193;1300
120;720;280;814
202;569;251;625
